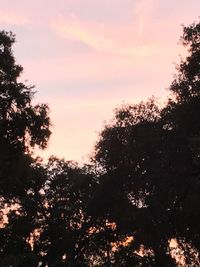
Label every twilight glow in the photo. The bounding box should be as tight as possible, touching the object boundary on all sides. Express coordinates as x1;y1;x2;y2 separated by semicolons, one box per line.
1;0;200;162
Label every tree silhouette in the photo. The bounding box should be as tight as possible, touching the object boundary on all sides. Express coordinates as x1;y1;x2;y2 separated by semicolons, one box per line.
0;20;200;266
92;21;200;266
36;157;96;266
0;31;51;266
0;30;51;198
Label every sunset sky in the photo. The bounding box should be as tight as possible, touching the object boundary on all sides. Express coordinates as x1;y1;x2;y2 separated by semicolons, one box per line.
1;0;200;162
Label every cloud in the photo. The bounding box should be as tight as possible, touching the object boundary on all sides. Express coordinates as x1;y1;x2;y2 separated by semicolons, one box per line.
52;15;153;57
0;12;28;26
56;19;112;51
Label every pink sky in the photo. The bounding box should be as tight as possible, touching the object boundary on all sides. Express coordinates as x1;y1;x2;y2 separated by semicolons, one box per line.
1;0;200;162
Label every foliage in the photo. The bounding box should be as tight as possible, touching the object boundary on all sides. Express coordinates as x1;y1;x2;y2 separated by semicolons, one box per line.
92;21;200;266
36;157;96;266
0;31;51;266
0;20;200;266
0;30;51;198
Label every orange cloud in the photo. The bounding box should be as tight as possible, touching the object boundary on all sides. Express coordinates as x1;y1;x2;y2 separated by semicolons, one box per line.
52;15;153;57
0;12;28;26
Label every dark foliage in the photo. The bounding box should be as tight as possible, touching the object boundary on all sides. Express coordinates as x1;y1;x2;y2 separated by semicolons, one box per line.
0;31;51;266
0;21;200;266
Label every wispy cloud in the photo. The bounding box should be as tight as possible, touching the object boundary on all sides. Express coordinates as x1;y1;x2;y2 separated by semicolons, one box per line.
52;15;153;57
1;0;199;162
133;0;156;35
0;12;28;26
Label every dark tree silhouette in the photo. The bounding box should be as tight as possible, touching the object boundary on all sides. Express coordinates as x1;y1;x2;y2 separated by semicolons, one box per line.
92;21;200;266
161;21;200;264
0;30;51;198
1;20;200;266
0;31;51;266
36;157;96;266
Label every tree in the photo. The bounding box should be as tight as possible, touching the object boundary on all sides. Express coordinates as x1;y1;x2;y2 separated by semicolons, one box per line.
161;21;200;264
93;99;180;266
0;30;51;198
92;21;200;266
0;31;51;266
36;157;96;266
1;19;200;266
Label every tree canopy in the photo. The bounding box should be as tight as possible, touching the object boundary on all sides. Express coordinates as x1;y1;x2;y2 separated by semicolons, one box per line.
0;21;200;266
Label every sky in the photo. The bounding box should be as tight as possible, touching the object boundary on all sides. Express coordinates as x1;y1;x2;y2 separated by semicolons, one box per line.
0;0;200;163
